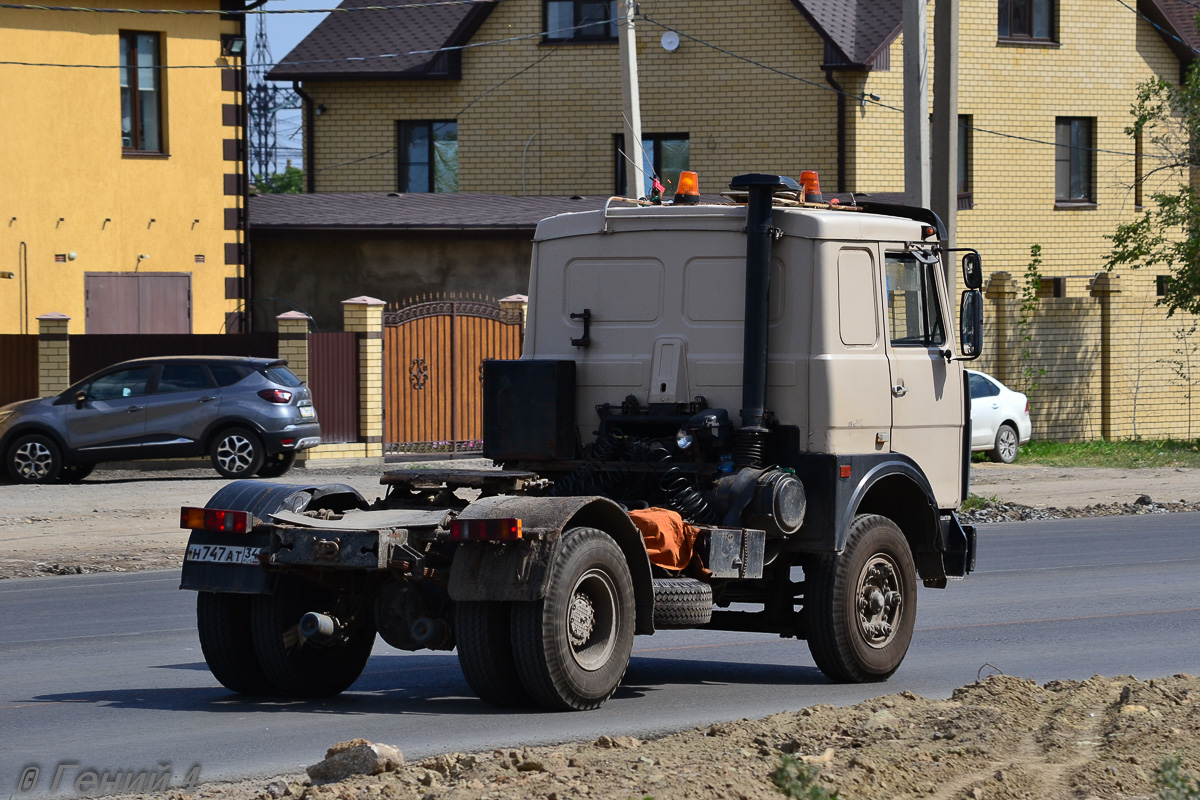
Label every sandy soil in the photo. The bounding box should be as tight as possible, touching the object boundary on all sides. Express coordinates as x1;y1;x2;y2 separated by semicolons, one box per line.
1;462;1198;580
151;673;1200;800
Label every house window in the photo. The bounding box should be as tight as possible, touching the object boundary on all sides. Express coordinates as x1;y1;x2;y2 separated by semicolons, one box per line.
998;0;1055;41
120;31;164;153
1055;117;1094;204
397;121;458;193
545;1;617;41
958;115;973;209
614;134;689;198
1134;129;1144;209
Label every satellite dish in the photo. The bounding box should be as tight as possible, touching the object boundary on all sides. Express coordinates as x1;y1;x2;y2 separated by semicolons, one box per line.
660;31;680;52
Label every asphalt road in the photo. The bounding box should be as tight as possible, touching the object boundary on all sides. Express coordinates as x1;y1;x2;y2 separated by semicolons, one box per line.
3;513;1199;796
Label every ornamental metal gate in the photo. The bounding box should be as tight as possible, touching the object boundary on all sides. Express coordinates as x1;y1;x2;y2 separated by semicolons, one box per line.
383;295;523;454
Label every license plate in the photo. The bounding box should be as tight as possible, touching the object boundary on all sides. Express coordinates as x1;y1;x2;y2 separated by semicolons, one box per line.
185;543;262;565
299;405;314;418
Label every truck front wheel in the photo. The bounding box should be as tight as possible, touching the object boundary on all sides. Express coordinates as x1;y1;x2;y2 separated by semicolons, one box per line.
511;527;635;711
804;514;917;683
250;575;375;696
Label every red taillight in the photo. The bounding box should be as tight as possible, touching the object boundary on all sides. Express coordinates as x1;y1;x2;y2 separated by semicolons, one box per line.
258;388;292;403
180;506;251;534
449;517;523;542
1025;401;1030;414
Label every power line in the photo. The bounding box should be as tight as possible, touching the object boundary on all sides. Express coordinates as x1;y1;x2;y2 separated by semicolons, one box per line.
0;0;491;14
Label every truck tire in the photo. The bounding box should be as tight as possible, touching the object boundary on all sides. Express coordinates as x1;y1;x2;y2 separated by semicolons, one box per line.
455;601;531;707
652;577;713;628
196;591;274;695
211;427;265;479
250;575;375;696
989;423;1019;464
804;514;916;683
510;527;635;711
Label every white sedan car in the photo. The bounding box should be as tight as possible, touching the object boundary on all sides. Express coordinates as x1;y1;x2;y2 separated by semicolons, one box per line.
967;369;1032;463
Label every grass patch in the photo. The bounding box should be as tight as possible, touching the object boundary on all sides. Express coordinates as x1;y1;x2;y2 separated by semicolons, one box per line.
1011;439;1200;469
961;494;1000;512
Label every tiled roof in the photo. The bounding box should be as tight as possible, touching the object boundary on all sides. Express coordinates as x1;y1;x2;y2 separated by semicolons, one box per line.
790;0;902;67
267;0;495;81
1141;0;1200;65
250;192;736;231
249;192;613;231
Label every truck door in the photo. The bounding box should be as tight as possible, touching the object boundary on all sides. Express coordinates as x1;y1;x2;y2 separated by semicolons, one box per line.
883;250;964;507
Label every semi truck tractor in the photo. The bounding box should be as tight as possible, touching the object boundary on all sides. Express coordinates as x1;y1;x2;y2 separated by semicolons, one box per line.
181;172;983;710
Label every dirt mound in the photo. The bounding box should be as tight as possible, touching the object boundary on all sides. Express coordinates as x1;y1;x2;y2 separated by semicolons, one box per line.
168;674;1200;800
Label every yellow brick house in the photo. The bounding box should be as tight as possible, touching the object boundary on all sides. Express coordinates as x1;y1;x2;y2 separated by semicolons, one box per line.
264;0;1200;441
1;0;252;335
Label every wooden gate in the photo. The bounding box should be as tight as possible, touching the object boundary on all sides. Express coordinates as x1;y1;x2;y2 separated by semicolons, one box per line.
383;295;523;454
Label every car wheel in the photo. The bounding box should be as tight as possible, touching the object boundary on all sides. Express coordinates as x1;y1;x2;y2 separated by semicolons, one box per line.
211;427;265;479
7;433;63;484
804;514;917;683
59;463;95;483
989;423;1019;464
256;451;296;479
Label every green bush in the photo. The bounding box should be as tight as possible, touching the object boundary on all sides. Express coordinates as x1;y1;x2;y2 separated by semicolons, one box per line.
771;755;840;799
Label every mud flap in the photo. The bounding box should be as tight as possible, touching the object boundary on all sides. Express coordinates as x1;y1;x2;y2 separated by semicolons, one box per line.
940;515;976;580
179;530;274;594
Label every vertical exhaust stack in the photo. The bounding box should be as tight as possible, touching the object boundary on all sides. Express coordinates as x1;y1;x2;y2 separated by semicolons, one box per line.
728;174;800;467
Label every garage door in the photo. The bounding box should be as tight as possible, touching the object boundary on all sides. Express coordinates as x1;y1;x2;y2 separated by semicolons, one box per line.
84;273;192;334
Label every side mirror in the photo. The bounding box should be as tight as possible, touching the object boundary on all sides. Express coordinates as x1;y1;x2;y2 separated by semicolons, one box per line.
74;391;87;409
958;290;983;360
961;252;983;290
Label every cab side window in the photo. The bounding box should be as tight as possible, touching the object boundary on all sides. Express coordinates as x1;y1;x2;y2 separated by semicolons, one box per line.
885;253;945;347
85;367;152;400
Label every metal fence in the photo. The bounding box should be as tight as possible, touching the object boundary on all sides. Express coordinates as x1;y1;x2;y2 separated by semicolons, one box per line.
0;334;38;406
307;332;359;444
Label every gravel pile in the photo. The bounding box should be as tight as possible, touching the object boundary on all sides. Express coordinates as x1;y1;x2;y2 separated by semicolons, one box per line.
959;494;1200;524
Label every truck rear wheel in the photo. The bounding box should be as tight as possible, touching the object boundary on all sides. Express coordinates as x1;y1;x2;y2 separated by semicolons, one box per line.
511;527;635;711
804;514;916;683
455;601;531;707
196;592;274;695
250;575;375;696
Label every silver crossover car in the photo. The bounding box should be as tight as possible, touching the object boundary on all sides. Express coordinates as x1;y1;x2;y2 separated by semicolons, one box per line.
0;356;320;483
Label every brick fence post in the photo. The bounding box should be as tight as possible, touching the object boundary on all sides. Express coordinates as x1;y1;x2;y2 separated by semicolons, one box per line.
1090;272;1122;440
342;296;385;457
37;313;70;397
276;311;311;385
983;272;1015;383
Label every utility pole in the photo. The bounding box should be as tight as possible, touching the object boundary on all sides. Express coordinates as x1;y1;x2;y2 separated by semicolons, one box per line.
931;0;959;293
617;0;645;196
903;0;930;209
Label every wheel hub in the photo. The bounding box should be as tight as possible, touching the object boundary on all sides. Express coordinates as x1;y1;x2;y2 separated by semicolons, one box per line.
566;568;619;671
13;441;52;480
855;556;903;648
217;435;254;472
568;594;595;647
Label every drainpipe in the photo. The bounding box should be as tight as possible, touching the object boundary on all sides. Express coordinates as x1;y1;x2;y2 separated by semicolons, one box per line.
824;69;846;193
293;81;315;194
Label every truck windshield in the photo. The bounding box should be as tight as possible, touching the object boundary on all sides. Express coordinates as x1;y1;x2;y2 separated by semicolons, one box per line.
885;252;945;347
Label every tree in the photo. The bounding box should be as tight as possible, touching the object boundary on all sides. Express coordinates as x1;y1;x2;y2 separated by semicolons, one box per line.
1105;63;1200;317
254;164;304;194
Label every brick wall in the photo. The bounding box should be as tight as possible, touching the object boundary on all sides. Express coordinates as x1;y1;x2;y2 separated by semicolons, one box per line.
978;270;1200;442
